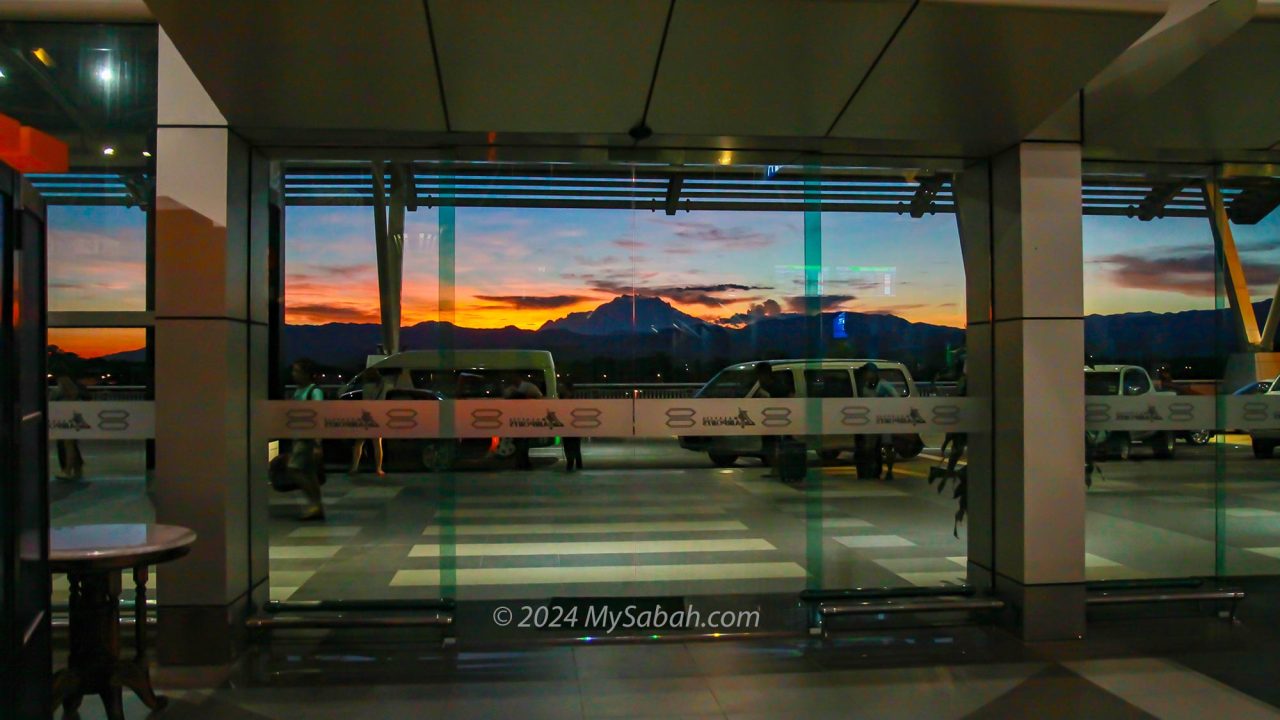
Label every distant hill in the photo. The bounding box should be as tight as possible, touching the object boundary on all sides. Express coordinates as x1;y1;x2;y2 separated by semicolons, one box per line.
98;297;1277;379
539;295;712;335
99;347;147;363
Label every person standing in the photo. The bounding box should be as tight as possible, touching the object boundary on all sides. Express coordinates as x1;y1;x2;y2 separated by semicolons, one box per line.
289;359;326;521
856;362;901;480
560;381;583;472
754;362;788;477
503;374;543;470
349;367;391;475
51;370;86;481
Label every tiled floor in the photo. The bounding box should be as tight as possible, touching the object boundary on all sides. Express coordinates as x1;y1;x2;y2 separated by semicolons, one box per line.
53;623;1280;719
47;437;1280;609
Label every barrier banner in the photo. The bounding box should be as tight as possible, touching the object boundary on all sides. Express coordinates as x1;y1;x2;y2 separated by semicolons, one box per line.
634;398;812;437
819;397;986;434
1084;395;1216;431
634;397;987;436
260;401;441;439
450;399;633;438
1224;395;1280;431
48;401;154;440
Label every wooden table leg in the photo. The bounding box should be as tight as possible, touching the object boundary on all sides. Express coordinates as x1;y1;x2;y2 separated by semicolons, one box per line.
118;564;167;710
61;571;120;719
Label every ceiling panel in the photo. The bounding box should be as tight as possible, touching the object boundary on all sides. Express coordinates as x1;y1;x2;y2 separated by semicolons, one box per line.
1086;20;1280;150
646;0;913;138
145;0;445;132
428;0;668;134
830;2;1158;153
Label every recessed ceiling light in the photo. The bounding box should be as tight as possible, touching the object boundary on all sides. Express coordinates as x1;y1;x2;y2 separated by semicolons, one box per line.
142;150;152;158
32;48;53;67
97;66;114;83
102;147;115;156
0;69;6;79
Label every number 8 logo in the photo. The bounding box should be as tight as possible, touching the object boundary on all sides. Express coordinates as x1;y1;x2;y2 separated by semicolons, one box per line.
841;405;870;427
666;408;696;429
97;409;130;432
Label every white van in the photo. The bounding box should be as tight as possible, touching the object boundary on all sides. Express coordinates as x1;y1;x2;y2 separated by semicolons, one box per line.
352;349;558;400
340;349;558;470
678;359;920;467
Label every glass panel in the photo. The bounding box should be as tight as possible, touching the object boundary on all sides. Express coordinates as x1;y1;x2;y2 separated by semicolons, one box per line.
271;160;978;633
1082;203;1220;581
47;204;147;311
1222;179;1280;577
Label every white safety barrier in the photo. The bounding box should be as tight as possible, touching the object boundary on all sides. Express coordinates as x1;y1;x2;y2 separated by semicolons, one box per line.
47;401;154;440
1085;395;1280;431
259;398;988;439
47;395;1280;441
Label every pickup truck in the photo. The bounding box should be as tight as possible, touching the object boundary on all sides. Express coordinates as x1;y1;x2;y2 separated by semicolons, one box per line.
1085;364;1177;460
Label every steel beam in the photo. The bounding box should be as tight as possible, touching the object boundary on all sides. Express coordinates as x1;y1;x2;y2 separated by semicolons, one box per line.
1204;179;1262;350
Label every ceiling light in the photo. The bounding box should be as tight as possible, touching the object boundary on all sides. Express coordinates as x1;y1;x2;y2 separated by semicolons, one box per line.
0;69;6;79
32;47;53;67
142;150;151;158
102;147;115;156
96;66;114;83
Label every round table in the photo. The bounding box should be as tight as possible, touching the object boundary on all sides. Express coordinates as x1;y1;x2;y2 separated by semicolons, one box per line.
50;524;196;720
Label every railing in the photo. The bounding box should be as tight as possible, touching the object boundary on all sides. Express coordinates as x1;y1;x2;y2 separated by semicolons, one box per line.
574;383;704;400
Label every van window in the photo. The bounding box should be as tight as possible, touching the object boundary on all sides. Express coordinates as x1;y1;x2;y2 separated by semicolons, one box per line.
753;369;795;398
1122;369;1150;396
878;368;910;397
804;369;854;398
1086;372;1120;396
410;369;546;399
698;368;756;398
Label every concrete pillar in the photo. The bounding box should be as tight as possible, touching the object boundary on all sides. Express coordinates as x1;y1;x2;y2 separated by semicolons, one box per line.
956;142;1087;641
152;28;270;664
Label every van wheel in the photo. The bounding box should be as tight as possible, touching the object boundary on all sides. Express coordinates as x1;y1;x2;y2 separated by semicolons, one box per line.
818;450;842;463
1152;432;1175;459
1253;440;1275;459
422;441;458;472
709;453;739;468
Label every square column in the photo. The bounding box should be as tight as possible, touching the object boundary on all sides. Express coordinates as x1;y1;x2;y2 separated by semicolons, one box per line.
152;28;271;664
957;143;1086;641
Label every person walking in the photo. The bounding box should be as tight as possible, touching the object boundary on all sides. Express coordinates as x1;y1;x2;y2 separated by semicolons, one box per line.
289;359;327;521
349;367;391;475
560;381;583;472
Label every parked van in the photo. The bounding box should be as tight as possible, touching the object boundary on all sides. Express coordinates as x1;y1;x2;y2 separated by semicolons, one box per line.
678;359;920;467
338;349;558;471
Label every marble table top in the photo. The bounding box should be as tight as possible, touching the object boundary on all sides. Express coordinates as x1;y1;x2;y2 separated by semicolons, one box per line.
50;524;196;571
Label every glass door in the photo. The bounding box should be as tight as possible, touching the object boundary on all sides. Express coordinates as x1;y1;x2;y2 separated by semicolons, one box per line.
1;169;51;717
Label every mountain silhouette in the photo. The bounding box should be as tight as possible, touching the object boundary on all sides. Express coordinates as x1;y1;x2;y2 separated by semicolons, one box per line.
539;295;712;335
96;297;1275;378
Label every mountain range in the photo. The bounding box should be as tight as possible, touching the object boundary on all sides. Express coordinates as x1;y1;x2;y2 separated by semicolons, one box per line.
98;296;1275;372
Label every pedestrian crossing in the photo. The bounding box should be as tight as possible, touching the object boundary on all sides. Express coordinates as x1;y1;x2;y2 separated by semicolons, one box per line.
266;467;980;602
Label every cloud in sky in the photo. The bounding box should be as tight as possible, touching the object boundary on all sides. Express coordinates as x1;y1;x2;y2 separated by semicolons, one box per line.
474;294;594;310
663;219;777;250
288;303;381;324
1091;251;1280;296
784;295;858;313
718;299;784;326
613;238;646;249
583;279;773;307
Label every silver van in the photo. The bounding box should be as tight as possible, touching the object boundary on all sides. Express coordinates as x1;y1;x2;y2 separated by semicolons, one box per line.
678;359;919;467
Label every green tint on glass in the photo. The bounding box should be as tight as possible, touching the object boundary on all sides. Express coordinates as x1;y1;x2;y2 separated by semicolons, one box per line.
437;186;457;599
804;172;824;591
